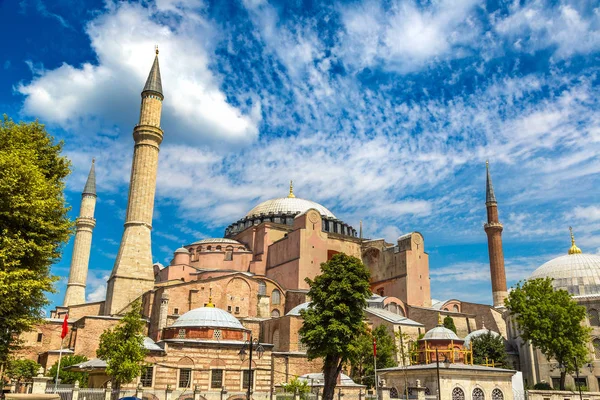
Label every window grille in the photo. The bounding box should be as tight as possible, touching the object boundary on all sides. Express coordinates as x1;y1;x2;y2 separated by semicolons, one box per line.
390;388;399;398
214;329;222;340
141;366;153;387
472;388;485;400
298;334;307;352
491;389;503;400
452;388;465;400
211;369;223;388
179;368;191;388
178;329;186;339
242;370;251;389
258;281;267;296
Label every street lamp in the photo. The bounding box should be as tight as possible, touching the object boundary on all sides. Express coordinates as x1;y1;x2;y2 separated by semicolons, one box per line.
238;334;265;400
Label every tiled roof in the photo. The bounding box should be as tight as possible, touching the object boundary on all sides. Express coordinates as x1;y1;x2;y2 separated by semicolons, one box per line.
245;197;336;219
143;55;162;96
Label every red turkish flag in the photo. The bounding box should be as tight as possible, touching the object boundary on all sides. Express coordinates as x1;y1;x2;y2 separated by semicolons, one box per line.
61;314;69;339
373;337;377;357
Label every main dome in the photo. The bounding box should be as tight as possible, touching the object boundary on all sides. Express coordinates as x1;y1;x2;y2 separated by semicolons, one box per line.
245;197;336;219
529;253;600;296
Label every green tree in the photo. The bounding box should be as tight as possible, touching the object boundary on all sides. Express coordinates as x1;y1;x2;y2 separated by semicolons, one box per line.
96;300;148;388
505;278;590;390
282;377;310;400
350;325;397;388
47;355;89;387
443;316;457;334
471;332;508;368
0;116;72;376
6;359;40;383
299;253;371;400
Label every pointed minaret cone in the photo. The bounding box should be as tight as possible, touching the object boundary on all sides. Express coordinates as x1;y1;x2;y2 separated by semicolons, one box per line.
105;50;165;315
64;159;97;307
484;161;508;308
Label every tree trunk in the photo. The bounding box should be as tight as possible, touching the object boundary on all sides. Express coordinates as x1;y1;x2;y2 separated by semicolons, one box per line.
560;371;566;390
322;355;342;400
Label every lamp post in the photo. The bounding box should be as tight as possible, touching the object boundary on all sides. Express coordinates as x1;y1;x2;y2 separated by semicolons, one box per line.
574;357;583;400
238;334;265;400
435;348;441;400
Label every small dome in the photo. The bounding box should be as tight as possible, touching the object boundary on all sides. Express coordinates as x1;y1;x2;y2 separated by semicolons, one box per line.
171;306;247;330
529;253;600;296
286;302;310;316
245;197;336;219
423;326;461;341
463;327;501;349
175;247;190;254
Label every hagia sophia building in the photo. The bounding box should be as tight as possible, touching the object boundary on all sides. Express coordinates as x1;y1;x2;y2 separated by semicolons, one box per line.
16;50;600;398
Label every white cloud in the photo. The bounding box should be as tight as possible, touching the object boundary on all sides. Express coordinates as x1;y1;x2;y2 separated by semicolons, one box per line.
573;206;600;223
17;1;260;146
337;0;481;72
85;271;110;302
494;2;600;58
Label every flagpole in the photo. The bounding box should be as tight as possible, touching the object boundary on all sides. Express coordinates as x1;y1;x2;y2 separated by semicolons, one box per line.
54;340;63;391
373;338;378;400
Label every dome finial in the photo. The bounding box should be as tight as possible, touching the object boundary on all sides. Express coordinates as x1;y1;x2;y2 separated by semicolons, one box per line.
288;180;296;198
568;226;582;255
207;287;215;307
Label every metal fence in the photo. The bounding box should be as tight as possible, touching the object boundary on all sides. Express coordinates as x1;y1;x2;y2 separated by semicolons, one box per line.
79;388;106;400
46;386;75;400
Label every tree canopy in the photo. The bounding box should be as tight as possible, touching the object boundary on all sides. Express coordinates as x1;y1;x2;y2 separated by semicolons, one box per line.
96;300;148;387
471;332;509;368
47;354;89;387
505;278;590;389
299;253;371;400
443;316;457;334
349;325;397;388
6;359;41;382
0;116;72;370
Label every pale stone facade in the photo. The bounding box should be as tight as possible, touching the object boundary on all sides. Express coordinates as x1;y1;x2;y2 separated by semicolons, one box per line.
63;160;97;307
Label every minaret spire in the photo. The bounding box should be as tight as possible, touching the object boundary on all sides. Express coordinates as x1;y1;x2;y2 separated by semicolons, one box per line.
484;161;508;308
105;49;165;315
64;159;98;306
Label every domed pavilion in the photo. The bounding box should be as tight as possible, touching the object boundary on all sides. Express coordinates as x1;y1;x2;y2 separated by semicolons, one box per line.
415;314;472;365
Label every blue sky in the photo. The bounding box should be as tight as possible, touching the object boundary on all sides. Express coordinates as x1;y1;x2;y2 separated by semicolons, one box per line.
2;0;600;309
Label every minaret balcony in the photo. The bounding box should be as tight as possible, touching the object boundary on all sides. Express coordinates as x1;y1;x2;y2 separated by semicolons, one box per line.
484;222;503;230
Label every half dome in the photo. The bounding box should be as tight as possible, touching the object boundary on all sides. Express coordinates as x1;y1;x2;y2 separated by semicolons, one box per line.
171;306;247;330
245;197;336;219
463;327;501;349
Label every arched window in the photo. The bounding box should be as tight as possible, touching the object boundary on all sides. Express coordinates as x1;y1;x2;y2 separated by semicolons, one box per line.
472;388;485;400
453;304;460;312
272;329;280;351
258;281;266;296
216;245;222;251
298;333;307;352
590;309;600;326
207;245;212;251
452;388;465;400
491;389;503;400
390;388;399;399
271;289;281;305
271;309;280;318
593;339;600;359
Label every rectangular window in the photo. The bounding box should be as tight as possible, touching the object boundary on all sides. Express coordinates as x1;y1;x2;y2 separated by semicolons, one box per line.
575;377;587;389
37;333;43;342
242;370;251;389
235;306;240;314
211;369;223;389
227;306;232;313
179;368;191;388
141;366;153;387
174;308;179;315
552;378;561;389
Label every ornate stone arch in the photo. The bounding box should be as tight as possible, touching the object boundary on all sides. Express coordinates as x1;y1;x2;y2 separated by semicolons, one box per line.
452;387;465;400
178;356;194;366
472;387;485;400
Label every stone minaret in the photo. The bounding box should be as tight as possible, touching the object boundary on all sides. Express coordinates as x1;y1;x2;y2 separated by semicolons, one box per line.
105;49;164;315
484;161;508;308
63;160;97;307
